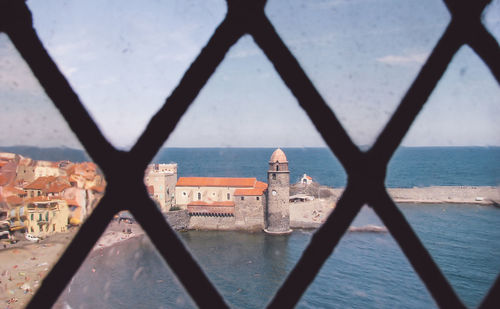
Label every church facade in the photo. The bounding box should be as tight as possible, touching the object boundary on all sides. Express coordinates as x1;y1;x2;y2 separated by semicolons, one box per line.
173;148;291;232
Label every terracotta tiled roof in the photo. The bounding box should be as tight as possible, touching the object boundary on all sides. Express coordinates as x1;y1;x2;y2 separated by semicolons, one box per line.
306;175;312;180
177;177;257;188
0;162;8;168
6;196;23;205
24;176;57;190
65;199;80;207
0;175;8;186
255;181;268;189
234;188;266;196
3;186;26;195
47;183;71;193
90;185;106;193
26;196;52;203
187;201;235;207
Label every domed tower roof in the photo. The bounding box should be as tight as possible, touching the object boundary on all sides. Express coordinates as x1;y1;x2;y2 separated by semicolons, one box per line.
269;148;288;163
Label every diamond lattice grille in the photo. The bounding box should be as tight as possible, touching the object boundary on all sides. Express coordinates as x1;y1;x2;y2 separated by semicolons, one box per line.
1;0;499;308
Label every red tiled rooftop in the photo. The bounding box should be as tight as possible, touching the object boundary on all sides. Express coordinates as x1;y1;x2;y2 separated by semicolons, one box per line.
3;186;26;195
47;183;71;193
306;176;312;180
90;185;106;193
255;181;268;189
234;188;266;196
24;176;57;190
177;177;257;188
187;201;235;207
6;196;23;205
26;196;52;203
65;199;80;207
0;175;8;186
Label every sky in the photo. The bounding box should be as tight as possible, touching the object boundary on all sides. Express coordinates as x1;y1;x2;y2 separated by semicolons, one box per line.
0;0;499;149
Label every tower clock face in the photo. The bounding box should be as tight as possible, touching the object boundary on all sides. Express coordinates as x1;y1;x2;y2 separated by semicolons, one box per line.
272;190;277;196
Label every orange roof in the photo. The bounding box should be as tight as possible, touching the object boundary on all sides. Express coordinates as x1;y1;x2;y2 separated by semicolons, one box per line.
306;176;312;180
0;162;7;167
177;177;257;188
65;199;80;207
255;181;268;189
90;185;106;193
24;176;57;190
26;196;51;203
3;186;26;195
0;175;8;186
187;201;235;207
6;196;23;205
47;183;71;193
234;188;265;196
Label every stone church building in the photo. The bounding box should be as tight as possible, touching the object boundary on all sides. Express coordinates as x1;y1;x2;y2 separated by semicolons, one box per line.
174;148;291;233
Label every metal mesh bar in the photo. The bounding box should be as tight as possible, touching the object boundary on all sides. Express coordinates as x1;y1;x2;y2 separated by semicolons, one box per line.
0;0;498;308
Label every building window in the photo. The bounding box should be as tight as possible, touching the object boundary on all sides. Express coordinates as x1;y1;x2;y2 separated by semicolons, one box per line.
256;196;260;201
182;192;187;196
197;192;201;200
276;165;279;171
272;173;276;180
227;193;230;200
241;196;244;201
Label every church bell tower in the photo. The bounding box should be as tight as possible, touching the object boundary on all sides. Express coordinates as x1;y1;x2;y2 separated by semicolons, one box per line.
265;148;291;234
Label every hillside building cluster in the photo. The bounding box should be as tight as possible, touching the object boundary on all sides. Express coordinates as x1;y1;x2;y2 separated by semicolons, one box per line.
0;153;105;238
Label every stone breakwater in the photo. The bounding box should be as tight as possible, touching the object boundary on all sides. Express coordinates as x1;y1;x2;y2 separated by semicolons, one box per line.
328;186;500;205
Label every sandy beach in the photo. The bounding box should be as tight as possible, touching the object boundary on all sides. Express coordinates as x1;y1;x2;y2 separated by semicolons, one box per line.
0;221;144;308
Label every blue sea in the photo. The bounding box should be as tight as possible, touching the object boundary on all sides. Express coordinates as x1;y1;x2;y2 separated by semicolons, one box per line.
151;147;500;187
57;147;500;308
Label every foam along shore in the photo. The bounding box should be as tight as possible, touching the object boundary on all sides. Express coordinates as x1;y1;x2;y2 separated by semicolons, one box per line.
326;186;500;205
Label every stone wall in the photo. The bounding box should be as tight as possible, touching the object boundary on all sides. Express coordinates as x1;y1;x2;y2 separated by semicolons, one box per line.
266;171;290;232
164;209;189;230
188;215;235;230
290;199;335;228
234;195;265;230
325;186;500;205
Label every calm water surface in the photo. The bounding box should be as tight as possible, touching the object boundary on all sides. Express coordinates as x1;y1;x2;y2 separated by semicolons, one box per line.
58;204;500;309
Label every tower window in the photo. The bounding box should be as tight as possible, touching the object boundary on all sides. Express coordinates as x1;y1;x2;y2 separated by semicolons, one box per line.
197;192;201;200
227;193;230;200
272;173;276;180
276;165;279;171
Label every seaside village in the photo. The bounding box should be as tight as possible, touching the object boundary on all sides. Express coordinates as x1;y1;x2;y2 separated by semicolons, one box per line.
0;152;106;243
0;148;332;244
